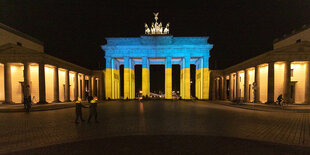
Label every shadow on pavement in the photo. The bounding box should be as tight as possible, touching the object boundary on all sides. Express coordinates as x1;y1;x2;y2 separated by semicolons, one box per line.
8;135;310;155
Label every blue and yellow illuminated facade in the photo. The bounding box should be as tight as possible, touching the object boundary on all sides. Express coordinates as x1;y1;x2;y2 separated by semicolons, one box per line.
102;35;213;100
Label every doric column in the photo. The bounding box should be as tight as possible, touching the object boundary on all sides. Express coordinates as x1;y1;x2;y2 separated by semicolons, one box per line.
82;75;86;100
221;77;224;99
65;70;70;102
74;72;78;101
38;63;46;104
203;56;210;100
4;63;12;104
130;59;135;99
216;78;219;99
142;56;150;97
254;65;260;103
89;76;93;97
195;58;202;99
283;61;291;103
105;56;112;99
236;72;240;100
99;74;104;100
23;62;31;98
305;61;310;104
184;56;191;99
244;69;249;102
180;61;184;98
267;62;275;103
53;67;59;102
229;74;233;100
124;57;135;99
165;56;172;99
95;78;99;97
223;75;227;100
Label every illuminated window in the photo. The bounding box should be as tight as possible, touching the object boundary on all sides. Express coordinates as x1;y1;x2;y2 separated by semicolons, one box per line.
291;69;294;77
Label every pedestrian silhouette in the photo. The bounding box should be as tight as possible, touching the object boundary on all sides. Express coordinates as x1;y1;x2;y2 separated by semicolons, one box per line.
88;96;98;123
87;95;93;103
75;98;87;123
24;85;31;112
277;94;283;106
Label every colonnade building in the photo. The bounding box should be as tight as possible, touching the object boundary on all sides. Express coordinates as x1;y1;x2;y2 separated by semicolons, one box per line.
0;22;103;104
211;26;310;104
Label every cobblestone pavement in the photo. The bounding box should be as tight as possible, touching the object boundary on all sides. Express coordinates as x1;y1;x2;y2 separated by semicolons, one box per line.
1;100;310;154
0;102;76;112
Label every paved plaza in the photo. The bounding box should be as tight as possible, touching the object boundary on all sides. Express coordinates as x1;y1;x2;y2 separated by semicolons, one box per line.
1;100;310;154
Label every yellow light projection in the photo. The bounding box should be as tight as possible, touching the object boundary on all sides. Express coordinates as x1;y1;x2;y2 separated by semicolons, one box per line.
165;68;172;99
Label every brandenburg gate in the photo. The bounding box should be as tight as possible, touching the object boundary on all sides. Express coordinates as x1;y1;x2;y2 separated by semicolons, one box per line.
102;13;213;100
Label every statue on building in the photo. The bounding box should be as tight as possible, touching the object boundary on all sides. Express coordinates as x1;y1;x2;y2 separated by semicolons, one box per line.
144;12;170;35
164;23;170;34
145;23;150;34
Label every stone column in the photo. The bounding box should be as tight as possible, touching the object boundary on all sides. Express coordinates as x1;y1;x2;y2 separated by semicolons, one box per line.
130;59;135;99
184;56;191;99
244;69;249;102
23;62;30;99
124;57;131;99
74;72;78;101
165;56;172;99
4;63;12;104
283;61;291;103
236;72;240;100
89;76;93;97
142;56;150;97
38;63;46;104
53;67;59;102
229;74;233;100
223;75;227;100
202;56;210;100
221;76;225;100
254;65;260;103
105;56;112;99
267;62;275;103
305;61;310;104
82;75;86;100
65;70;70;102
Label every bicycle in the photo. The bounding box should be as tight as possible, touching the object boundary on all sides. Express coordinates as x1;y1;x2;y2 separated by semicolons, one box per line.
279;100;288;109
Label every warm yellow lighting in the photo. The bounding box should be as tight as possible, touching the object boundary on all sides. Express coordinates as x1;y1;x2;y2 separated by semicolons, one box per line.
11;66;16;72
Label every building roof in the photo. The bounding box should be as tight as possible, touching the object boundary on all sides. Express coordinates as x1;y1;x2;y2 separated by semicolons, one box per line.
0;22;43;45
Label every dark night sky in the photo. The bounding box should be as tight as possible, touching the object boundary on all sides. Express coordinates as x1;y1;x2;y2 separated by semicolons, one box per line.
1;0;310;93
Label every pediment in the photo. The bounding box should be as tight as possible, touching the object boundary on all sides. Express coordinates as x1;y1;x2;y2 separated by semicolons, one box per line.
271;43;310;55
0;43;41;55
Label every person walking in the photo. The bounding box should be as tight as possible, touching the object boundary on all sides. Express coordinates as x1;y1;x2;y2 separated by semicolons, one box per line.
88;96;98;123
277;94;283;106
87;95;93;103
24;85;31;112
75;98;87;124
